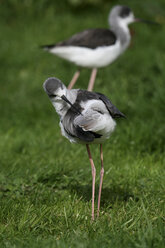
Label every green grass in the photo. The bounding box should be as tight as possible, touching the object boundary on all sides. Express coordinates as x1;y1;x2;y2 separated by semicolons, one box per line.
0;1;165;247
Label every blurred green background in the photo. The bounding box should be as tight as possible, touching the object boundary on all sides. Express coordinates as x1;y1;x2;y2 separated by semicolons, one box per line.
0;0;165;247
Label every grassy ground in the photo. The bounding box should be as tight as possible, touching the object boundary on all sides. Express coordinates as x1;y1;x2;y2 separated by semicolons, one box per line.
0;1;165;247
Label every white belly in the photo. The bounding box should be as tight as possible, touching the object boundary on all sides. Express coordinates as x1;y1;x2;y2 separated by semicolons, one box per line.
49;41;122;68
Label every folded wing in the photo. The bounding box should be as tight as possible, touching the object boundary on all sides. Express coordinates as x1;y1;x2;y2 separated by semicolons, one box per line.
41;29;117;50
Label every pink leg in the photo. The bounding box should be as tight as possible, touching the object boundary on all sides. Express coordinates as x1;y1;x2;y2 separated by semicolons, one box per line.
97;144;104;217
87;68;97;92
67;70;80;90
86;144;96;221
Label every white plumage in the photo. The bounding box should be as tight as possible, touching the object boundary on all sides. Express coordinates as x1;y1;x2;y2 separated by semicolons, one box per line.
48;40;121;68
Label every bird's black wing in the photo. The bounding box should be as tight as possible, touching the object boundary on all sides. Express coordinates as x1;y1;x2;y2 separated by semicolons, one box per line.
97;93;126;119
41;28;117;50
75;90;125;119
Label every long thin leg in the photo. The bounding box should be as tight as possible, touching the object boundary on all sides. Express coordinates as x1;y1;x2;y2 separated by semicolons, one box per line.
86;144;96;221
87;68;97;92
97;144;104;217
67;70;80;90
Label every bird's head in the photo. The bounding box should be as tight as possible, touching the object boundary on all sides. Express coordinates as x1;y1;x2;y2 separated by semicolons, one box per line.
43;77;81;115
109;5;135;28
109;5;158;28
43;77;67;101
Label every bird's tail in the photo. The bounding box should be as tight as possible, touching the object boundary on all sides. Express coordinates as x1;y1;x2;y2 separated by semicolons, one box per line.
39;44;56;50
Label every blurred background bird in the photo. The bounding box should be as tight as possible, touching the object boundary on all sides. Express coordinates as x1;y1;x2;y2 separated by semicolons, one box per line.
41;5;158;91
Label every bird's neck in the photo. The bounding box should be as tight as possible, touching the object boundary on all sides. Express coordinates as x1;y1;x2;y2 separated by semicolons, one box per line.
52;89;78;118
111;24;131;52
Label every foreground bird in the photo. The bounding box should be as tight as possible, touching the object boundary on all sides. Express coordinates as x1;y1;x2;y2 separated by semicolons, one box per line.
43;77;125;220
41;5;157;91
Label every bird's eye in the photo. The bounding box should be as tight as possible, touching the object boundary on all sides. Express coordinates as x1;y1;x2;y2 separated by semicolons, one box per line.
119;7;131;18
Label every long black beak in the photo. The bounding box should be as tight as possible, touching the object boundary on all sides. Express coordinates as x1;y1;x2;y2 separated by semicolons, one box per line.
134;18;160;25
61;95;82;115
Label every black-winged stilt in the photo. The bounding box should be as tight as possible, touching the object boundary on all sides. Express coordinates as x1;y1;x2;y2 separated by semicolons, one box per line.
41;5;157;91
43;77;125;220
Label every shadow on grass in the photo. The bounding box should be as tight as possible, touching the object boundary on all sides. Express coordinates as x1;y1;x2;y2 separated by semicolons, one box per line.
37;170;139;206
70;184;139;206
